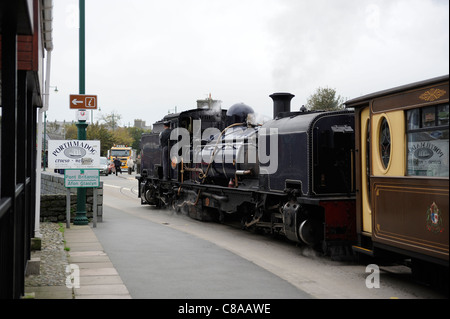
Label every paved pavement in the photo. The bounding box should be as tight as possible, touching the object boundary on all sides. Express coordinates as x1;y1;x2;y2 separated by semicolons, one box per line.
25;224;131;299
24;172;311;300
64;225;132;299
24;208;311;299
91;205;311;299
22;173;448;301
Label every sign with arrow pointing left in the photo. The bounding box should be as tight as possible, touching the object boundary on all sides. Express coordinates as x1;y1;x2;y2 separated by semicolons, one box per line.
69;94;98;109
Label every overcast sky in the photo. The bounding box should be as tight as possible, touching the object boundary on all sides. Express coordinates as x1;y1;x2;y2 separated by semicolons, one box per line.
47;0;449;127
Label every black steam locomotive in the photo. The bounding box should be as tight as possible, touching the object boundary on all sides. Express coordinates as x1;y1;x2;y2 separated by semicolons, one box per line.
137;93;356;253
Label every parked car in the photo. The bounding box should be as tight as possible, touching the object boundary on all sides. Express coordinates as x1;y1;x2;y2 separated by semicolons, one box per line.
99;157;110;176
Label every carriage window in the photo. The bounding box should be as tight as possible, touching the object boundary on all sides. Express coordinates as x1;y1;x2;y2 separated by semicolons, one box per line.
407;109;420;130
438;104;449;126
379;117;391;169
407;104;449;177
422;106;436;127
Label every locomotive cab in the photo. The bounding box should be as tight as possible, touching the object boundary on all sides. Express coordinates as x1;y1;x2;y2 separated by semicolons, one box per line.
258;109;356;250
312;117;355;196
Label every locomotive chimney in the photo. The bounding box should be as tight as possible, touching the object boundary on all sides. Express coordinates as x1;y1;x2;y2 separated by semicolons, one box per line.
270;92;295;119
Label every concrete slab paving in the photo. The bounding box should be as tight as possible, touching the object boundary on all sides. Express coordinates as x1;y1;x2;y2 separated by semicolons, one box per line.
79;267;119;276
79;275;124;285
66;242;104;251
26;223;132;299
69;251;107;256
64;224;132;299
68;255;111;263
24;285;73;299
75;284;130;296
75;262;115;269
75;294;132;299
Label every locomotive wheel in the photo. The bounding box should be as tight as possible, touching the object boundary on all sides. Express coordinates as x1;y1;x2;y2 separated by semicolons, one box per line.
299;219;322;247
144;189;155;204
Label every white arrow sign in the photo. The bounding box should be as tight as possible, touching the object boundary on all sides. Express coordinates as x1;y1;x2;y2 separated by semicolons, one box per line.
72;99;83;106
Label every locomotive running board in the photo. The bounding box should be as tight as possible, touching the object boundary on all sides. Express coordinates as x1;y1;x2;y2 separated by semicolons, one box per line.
352;245;374;257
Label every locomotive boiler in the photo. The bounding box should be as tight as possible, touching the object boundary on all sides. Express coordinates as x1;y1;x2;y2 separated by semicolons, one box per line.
138;93;356;253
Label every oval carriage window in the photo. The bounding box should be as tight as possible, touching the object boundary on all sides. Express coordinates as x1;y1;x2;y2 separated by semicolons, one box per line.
379;117;391;169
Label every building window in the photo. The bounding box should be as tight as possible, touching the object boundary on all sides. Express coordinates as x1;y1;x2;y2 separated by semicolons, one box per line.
406;104;449;177
379;117;391;169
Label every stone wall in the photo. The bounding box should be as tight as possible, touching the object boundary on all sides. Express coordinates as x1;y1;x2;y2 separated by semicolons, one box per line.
40;171;103;223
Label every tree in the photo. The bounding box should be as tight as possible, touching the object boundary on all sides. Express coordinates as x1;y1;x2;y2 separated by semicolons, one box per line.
99;111;122;131
87;122;114;156
126;126;151;152
306;87;345;111
64;123;78;139
46;120;61;135
112;126;133;147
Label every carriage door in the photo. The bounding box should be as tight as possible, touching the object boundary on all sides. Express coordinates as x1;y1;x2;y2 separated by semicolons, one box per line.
360;107;372;234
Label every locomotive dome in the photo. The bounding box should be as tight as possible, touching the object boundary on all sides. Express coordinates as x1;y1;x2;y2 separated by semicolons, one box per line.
226;103;254;125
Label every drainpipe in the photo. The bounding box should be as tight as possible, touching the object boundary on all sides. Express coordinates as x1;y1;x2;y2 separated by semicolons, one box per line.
35;0;54;237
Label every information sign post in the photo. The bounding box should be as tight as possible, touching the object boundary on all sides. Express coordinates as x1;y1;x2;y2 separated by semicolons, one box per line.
76;0;88;225
74;121;89;225
64;169;99;228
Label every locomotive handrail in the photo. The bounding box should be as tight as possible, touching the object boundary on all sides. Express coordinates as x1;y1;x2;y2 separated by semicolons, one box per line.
183;166;206;179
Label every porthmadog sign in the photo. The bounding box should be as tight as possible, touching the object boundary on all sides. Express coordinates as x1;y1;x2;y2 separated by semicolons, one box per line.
48;140;100;169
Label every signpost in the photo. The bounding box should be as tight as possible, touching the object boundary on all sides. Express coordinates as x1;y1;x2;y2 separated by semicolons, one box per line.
64;169;100;228
75;0;89;226
69;94;97;109
48;139;101;227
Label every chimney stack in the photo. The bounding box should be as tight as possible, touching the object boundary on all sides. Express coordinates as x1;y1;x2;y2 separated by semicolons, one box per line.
270;93;295;119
